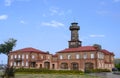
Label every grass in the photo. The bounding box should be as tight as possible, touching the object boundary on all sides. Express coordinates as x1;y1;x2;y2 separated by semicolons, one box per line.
15;74;101;78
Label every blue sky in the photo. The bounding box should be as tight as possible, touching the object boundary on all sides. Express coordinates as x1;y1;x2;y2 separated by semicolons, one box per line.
0;0;120;64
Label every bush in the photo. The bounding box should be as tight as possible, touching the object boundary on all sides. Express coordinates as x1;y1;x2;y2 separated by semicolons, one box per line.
115;63;120;71
15;68;84;74
85;69;111;73
4;66;15;78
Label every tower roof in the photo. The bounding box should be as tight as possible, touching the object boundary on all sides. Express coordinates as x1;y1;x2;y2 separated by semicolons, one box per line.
69;22;80;30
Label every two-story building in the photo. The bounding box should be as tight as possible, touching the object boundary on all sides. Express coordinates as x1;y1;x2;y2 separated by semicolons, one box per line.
8;22;114;71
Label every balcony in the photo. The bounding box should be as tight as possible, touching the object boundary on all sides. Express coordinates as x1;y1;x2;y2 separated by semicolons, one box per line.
14;58;22;62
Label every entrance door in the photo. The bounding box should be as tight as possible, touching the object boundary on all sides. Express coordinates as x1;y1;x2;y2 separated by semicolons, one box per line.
31;62;36;67
44;62;50;69
85;62;94;71
71;62;79;70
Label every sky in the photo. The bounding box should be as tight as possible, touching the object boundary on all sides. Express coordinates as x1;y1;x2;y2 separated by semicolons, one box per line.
0;0;120;64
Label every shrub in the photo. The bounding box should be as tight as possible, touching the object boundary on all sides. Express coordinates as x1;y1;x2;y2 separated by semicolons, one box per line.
85;69;111;73
15;68;84;74
4;66;15;78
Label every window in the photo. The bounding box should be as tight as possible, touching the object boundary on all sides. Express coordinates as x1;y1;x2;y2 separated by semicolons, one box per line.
91;53;94;59
22;54;24;59
68;55;71;59
11;55;13;59
18;62;20;66
83;53;87;59
32;55;35;59
76;54;80;59
14;55;17;58
26;54;28;59
10;62;13;66
61;63;68;69
60;55;63;59
41;56;43;59
26;61;28;66
48;56;50;59
22;62;24;66
70;42;75;45
14;62;16;66
98;52;104;59
18;54;21;58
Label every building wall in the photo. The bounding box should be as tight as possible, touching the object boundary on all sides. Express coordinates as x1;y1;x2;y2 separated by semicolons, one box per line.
9;50;114;71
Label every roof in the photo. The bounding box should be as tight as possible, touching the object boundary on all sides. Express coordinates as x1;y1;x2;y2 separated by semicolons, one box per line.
57;46;114;55
101;49;114;55
57;46;97;53
52;54;58;57
11;47;47;54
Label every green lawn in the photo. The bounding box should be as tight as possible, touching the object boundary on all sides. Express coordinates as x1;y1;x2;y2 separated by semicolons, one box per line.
15;74;101;78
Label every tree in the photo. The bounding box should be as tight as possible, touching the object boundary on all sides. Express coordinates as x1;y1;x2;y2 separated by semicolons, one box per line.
0;38;17;55
0;38;17;66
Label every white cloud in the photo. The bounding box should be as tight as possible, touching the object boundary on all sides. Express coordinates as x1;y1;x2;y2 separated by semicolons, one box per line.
0;15;8;20
41;20;64;28
4;0;31;6
49;7;64;16
89;35;105;38
20;20;26;24
100;1;106;6
96;10;109;15
5;0;13;6
113;0;120;2
42;6;72;17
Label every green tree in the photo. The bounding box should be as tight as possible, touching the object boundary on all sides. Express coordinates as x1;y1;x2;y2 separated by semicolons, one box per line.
0;38;17;65
115;63;120;71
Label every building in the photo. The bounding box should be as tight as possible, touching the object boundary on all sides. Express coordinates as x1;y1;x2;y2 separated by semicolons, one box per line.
8;22;115;71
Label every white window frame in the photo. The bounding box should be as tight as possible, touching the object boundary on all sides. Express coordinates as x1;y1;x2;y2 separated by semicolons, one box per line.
83;53;87;59
18;54;21;58
76;54;80;59
32;55;35;59
26;54;28;59
91;53;94;59
48;56;50;59
22;54;24;59
68;55;71;59
18;62;20;66
14;55;17;58
14;62;16;66
10;62;13;66
60;55;63;59
26;61;28;66
41;56;43;59
22;62;24;66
